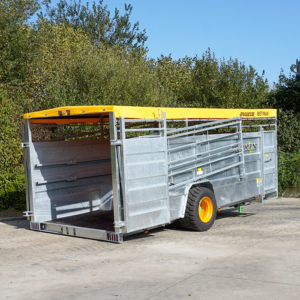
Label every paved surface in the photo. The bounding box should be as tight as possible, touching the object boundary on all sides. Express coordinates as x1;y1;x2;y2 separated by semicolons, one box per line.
1;197;300;300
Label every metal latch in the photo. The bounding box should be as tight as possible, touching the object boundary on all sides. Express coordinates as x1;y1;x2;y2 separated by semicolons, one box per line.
21;142;29;148
114;221;126;228
23;211;34;217
111;140;122;146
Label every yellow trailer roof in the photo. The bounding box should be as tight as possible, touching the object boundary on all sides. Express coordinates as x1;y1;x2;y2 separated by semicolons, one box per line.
24;105;276;121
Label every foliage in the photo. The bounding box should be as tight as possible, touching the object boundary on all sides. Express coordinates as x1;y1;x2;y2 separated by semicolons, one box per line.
155;49;269;108
41;0;148;51
0;87;25;211
264;59;300;194
0;173;26;211
190;50;269;108
26;23;172;111
267;58;300;113
0;0;40;87
154;55;193;106
277;110;300;153
278;151;300;196
0;87;23;174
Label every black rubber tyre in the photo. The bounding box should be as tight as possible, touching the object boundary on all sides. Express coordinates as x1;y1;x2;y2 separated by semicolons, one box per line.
179;187;217;231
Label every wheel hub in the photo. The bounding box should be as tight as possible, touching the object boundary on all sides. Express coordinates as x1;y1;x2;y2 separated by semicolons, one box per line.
198;196;213;223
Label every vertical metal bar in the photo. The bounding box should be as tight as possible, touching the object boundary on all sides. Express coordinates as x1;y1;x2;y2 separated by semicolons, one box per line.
193;141;197;178
166;118;173;184
238;120;245;178
100;115;104;138
163;112;171;215
58;124;64;139
259;125;265;199
119;117;128;233
109;112;123;233
185;118;188;133
22;124;30;219
207;130;212;174
274;118;278;198
23;120;35;221
158;111;162;137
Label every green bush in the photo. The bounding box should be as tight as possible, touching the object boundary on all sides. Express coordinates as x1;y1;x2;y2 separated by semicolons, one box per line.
278;151;300;196
276;110;300;195
0;88;23;174
0;173;26;211
0;88;25;211
277;110;300;153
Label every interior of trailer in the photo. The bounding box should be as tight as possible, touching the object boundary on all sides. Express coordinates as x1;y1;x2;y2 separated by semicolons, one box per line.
28;114;116;231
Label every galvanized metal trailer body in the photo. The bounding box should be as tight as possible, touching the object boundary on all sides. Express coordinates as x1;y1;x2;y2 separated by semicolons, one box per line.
23;106;278;243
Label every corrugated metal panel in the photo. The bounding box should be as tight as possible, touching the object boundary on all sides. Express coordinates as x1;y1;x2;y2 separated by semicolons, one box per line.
30;139;112;222
122;137;170;233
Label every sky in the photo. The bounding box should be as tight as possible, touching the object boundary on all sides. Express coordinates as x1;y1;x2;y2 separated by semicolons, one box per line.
45;0;300;86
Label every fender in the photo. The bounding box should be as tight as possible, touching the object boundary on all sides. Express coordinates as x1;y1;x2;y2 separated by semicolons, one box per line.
180;180;215;218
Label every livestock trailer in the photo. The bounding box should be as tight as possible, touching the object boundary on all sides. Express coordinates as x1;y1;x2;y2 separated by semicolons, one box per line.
22;106;278;243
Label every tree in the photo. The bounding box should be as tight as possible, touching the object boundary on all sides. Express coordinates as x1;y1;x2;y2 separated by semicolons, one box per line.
26;23;172;111
40;0;148;51
268;59;300;112
0;0;40;86
276;109;300;153
154;49;269;108
0;87;23;174
188;50;269;108
155;55;193;107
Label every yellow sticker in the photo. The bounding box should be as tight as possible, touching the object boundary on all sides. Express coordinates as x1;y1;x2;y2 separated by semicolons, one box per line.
198;168;202;171
266;154;268;157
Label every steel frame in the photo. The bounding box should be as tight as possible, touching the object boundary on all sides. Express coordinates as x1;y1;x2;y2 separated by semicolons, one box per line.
23;112;278;243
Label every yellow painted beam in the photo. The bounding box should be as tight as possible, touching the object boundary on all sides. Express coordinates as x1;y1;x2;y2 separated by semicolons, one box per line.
24;105;277;122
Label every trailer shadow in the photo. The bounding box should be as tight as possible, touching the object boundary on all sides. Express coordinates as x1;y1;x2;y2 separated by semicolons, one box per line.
164;209;255;232
0;209;255;242
216;209;255;220
125;228;167;242
0;219;30;230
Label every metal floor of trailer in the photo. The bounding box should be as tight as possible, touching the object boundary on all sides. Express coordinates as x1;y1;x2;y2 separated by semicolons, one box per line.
47;210;114;231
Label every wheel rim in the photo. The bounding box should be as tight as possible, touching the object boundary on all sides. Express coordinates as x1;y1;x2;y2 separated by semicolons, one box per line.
198;196;213;223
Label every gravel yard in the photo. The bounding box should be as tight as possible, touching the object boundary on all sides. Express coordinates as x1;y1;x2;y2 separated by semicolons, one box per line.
1;197;300;300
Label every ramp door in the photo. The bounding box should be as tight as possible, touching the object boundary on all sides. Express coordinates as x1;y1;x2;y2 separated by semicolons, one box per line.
121;137;170;233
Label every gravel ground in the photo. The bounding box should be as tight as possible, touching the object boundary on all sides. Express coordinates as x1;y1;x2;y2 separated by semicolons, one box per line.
0;197;300;300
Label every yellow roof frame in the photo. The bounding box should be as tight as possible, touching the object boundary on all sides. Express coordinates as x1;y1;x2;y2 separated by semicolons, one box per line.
24;105;276;123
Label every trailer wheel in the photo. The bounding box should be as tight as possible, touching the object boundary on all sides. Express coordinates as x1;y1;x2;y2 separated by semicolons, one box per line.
179;187;217;231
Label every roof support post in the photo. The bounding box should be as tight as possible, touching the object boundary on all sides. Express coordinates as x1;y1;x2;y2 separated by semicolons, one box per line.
109;112;124;234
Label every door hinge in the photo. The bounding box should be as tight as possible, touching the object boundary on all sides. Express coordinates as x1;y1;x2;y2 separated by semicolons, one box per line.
21;142;29;148
111;140;122;146
114;221;126;228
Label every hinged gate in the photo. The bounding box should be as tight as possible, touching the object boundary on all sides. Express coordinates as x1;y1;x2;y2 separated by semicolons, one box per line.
119;116;170;233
